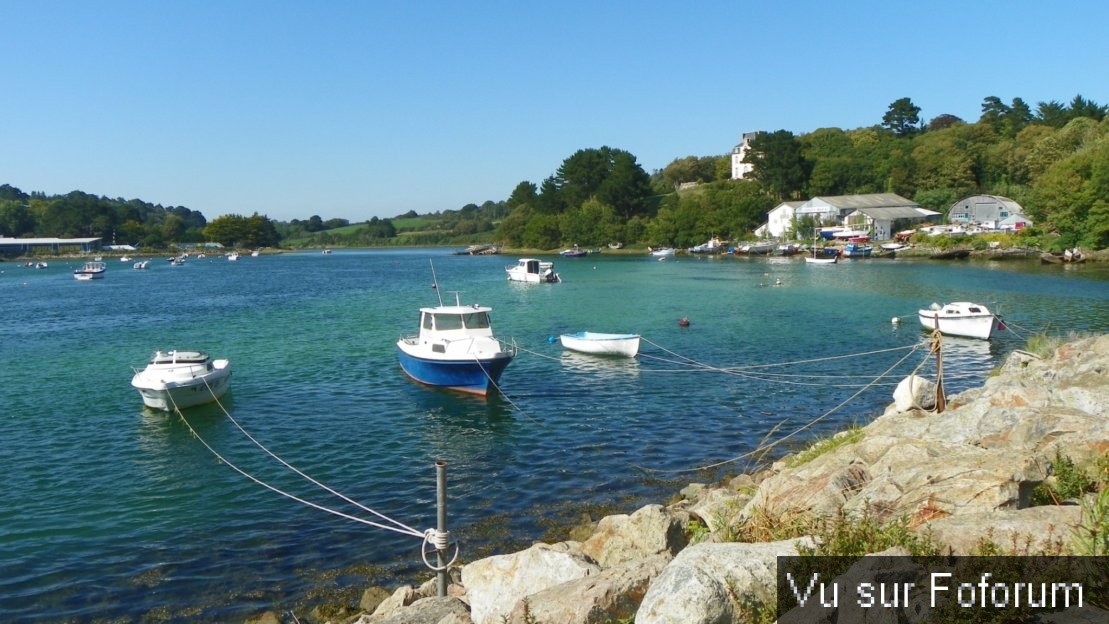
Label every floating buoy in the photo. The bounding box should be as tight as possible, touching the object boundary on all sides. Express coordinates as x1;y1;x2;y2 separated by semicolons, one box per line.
891;317;900;325
547;335;557;344
678;317;690;327
431;284;437;289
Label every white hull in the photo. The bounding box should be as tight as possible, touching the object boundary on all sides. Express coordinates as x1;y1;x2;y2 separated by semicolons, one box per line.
560;332;640;357
804;256;837;264
917;302;997;340
131;351;232;411
506;259;560;283
650;248;675;256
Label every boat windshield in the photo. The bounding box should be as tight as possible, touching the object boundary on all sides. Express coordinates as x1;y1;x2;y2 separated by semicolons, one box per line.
428;311;490;330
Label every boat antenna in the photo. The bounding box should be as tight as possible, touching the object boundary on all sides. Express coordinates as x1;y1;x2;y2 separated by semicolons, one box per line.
429;259;444;307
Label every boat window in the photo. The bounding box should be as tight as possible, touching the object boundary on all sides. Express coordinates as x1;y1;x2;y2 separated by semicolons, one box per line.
422;313;433;330
462;312;490;329
433;314;464;331
968;307;981;313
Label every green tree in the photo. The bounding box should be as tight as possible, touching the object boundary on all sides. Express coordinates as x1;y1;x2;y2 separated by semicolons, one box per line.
745;130;807;199
882;97;922;137
506;181;537;211
0;199;35;236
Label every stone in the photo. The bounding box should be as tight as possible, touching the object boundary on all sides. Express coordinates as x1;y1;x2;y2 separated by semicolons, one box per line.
360;586;392;614
579;504;688;569
917;505;1083;555
686;488;751;533
635;538;814;624
506;553;671;623
461;542;600;624
892;374;937;411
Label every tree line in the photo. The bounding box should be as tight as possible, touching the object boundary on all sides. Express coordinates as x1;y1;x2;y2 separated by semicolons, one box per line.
3;92;1107;252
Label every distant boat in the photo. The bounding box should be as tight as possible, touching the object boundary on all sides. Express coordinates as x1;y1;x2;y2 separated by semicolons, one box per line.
918;302;1003;340
649;247;675;257
322;249;332;255
455;244;499;256
843;242;873;258
738;242;775;255
73;261;106;280
560;332;640;357
804;237;837;264
506;258;560;283
131;349;232;411
689;237;725;254
560;246;588;258
396;291;516;396
133;260;150;270
227;252;240;261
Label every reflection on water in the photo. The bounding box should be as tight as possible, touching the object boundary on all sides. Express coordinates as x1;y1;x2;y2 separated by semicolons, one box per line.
558;350;641;378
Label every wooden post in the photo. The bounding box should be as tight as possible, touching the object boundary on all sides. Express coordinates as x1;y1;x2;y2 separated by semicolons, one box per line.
436;461;448;598
930;324;946;413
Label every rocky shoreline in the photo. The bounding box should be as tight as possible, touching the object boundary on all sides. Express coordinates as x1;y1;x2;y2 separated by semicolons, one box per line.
240;332;1109;624
245;334;1109;623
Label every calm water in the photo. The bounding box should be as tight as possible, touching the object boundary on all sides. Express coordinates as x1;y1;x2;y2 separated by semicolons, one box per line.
2;250;1108;622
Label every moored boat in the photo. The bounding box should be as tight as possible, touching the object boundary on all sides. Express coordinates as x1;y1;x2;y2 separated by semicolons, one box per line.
917;302;1002;340
843;242;873;258
649;247;675;257
396;292;516;396
559;332;640;357
73;261;106;280
506;258;560;283
130;350;232;411
560;246;588;258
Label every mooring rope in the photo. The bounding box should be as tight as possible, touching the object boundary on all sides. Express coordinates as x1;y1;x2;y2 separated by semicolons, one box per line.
637;340;928;474
201;377;424;537
171;391;423;538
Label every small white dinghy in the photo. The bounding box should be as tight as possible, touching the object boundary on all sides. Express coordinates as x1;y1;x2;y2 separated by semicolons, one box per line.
559;332;640;357
131;350;232;411
917;302;1003;340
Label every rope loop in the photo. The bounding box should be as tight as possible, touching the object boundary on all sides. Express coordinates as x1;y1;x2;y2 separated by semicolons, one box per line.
421;528;460;572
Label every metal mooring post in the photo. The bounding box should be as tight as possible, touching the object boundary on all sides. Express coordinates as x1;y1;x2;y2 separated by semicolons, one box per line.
436;460;448;598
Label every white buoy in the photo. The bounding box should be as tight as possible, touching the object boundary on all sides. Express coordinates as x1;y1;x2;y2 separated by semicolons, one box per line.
891;317;901;325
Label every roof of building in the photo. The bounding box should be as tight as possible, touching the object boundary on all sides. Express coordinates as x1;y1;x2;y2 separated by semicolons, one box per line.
0;237;101;245
796;193;918;214
848;206;940;219
950;194;1025;213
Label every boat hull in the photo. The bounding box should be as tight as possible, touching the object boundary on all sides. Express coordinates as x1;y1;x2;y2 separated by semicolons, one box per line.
804;256;837;264
396;345;513;395
918;306;997;340
560;332;640;357
131;362;232;411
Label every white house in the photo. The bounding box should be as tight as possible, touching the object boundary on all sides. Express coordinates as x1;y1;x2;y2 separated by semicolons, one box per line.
730;131;762;180
755;201;805;239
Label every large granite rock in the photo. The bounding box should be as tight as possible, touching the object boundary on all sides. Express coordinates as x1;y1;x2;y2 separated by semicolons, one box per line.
506;553;671;624
461;542;600;624
580;504;688;568
635;538;814;624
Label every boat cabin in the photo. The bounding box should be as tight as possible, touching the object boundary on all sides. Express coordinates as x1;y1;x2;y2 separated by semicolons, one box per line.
418;306;494;341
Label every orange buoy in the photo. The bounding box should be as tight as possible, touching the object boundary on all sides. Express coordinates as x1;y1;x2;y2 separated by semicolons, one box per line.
678;317;690;327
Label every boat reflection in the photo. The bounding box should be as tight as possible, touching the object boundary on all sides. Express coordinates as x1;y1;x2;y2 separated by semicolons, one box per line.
559;350;641;378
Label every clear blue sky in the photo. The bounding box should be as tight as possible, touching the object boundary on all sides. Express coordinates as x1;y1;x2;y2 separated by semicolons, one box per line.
4;0;1107;223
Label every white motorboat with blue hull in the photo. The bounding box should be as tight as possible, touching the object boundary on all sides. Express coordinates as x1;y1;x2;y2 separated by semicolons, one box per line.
397;294;516;396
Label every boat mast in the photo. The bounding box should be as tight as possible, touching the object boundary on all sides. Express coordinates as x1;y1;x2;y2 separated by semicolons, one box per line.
429;259;444;307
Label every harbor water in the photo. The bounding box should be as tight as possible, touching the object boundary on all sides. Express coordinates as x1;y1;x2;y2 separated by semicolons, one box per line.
2;250;1108;622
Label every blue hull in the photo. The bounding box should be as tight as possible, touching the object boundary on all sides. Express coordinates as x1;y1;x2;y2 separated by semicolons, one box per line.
396;348;513;395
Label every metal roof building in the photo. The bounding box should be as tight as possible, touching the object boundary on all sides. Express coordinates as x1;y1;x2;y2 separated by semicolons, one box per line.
0;237;102;254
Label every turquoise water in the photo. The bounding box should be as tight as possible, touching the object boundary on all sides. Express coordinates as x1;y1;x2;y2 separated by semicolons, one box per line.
2;250;1108;622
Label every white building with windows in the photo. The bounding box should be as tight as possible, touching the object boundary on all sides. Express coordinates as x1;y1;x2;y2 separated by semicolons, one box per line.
754;201;806;239
730;131;762;180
